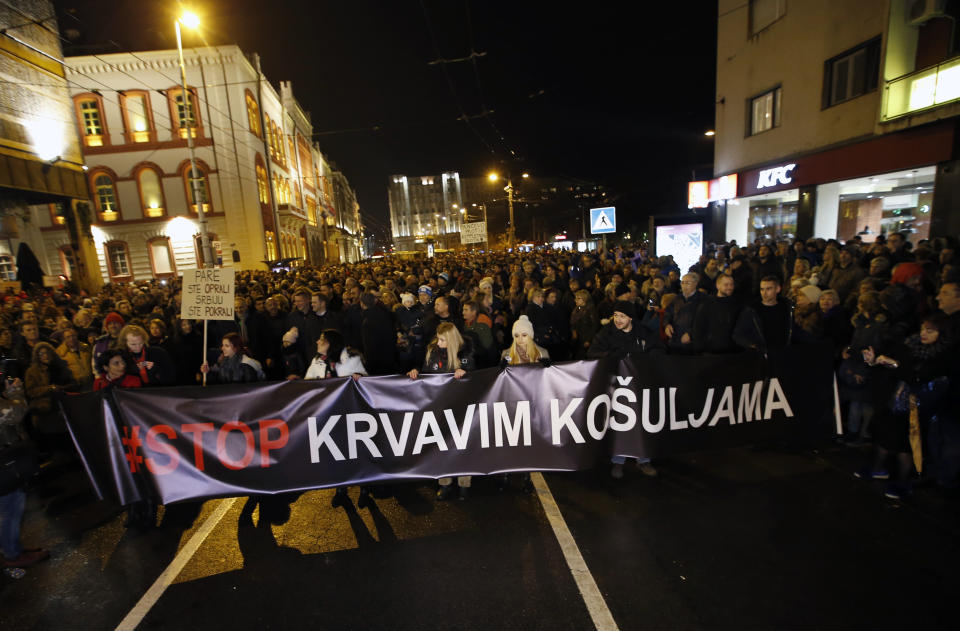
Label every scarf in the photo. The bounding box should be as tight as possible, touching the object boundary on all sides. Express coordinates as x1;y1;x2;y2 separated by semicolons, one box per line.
904;333;948;361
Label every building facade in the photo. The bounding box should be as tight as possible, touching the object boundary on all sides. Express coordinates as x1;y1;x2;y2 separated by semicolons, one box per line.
16;43;361;284
698;0;960;245
0;0;99;291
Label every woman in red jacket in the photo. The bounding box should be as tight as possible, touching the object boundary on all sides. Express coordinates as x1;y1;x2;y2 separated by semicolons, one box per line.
93;349;142;390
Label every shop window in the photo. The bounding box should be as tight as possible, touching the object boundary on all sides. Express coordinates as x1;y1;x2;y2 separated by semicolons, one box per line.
91;172;119;222
137;166;166;218
148;237;176;278
168;88;200;139
748;200;797;243
58;246;76;280
105;241;132;281
75;95;106;147
749;86;781;135
121;92;154;143
823;38;881;108
183;165;211;213
0;255;16;281
749;0;786;36
245;91;261;137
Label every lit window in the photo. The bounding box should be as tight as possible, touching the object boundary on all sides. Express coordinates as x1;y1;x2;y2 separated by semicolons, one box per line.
0;255;16;281
749;87;781;135
106;242;131;279
256;163;269;204
185;166;211;213
172;89;199;138
124;94;151;142
78;99;104;147
93;174;119;222
265;231;277;260
138;168;165;217
245;92;261;137
49;203;66;226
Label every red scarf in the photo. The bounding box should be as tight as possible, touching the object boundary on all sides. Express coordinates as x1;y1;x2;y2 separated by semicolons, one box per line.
132;348;149;384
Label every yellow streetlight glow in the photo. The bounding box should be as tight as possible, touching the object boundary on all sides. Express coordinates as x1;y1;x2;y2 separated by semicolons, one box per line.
704;130;716;136
180;11;200;29
488;172;499;182
521;172;530;178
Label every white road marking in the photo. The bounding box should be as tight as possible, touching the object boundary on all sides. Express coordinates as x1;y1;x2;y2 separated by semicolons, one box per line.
115;497;239;631
531;472;620;631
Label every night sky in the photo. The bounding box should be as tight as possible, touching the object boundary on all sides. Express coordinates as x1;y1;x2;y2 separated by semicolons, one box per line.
54;0;718;245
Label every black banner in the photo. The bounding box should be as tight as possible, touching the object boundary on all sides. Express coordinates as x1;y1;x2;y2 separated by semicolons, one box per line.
62;345;835;506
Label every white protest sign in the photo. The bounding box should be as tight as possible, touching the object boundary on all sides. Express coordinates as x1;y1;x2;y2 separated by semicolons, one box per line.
460;221;487;244
180;268;235;320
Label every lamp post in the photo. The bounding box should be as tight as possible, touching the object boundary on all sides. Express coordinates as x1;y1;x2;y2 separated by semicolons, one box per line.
176;11;214;268
488;172;528;249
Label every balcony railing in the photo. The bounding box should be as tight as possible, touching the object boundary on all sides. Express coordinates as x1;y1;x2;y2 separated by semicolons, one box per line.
883;55;960;121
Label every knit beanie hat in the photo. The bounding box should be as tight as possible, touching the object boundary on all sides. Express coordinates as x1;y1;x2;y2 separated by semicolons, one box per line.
104;312;125;326
612;300;637;321
418;285;433;297
798;285;822;304
282;327;299;345
512;315;535;339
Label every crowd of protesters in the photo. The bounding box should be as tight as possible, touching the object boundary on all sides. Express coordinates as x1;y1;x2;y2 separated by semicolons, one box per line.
2;231;959;563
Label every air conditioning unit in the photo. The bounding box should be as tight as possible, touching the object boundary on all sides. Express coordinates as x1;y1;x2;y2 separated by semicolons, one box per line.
908;0;947;26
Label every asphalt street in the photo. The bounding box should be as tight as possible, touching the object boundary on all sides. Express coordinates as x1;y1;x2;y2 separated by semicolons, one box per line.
2;441;959;630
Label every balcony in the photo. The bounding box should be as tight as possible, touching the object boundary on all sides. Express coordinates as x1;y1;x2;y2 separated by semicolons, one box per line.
883;55;960;121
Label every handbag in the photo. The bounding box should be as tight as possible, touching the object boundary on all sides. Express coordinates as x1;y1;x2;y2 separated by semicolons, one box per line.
0;443;39;495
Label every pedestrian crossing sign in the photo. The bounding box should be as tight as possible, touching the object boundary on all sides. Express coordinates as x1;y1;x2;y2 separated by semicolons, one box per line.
590;207;616;234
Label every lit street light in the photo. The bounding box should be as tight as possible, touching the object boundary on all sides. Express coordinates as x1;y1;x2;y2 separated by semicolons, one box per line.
176;10;213;268
488;171;528;249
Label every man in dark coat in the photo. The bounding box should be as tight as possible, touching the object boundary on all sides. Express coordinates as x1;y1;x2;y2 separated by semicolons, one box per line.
663;273;703;354
285;289;322;368
587;300;661;478
359;292;398;375
734;276;793;353
693;274;744;354
423;296;462;343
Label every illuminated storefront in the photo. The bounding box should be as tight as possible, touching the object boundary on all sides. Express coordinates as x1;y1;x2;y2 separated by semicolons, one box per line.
697;119;957;245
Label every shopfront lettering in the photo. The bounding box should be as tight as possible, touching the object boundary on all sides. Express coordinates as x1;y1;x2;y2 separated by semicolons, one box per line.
757;164;796;189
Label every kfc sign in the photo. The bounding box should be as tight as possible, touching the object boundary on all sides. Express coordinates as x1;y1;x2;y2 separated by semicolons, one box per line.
757;164;796;189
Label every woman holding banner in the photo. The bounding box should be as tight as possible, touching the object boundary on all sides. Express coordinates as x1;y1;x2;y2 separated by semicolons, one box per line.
305;329;369;508
200;333;265;383
408;322;474;500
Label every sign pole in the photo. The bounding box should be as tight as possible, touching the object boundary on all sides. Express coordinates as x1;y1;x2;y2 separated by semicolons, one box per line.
202;319;208;387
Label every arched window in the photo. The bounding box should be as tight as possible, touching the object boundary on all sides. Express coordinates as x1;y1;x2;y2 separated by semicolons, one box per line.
264;231;277;260
74;93;107;147
256;164;269;204
245;91;261;137
104;241;132;282
136;166;166;218
264;115;275;157
167;87;202;139
147;237;176;278
49;203;66;227
120;91;154;143
183;164;212;214
91;171;119;222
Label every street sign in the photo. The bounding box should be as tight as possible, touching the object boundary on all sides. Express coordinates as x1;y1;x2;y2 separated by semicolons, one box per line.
590;207;616;234
180;268;235;320
460;221;487;244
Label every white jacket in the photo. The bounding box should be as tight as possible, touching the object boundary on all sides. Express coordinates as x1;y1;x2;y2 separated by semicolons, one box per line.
305;349;368;379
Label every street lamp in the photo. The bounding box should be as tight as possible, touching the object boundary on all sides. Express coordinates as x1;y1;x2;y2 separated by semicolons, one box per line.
176;10;214;268
488;171;527;249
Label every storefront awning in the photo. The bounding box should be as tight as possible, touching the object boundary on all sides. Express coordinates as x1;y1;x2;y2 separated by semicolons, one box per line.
0;154;88;203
